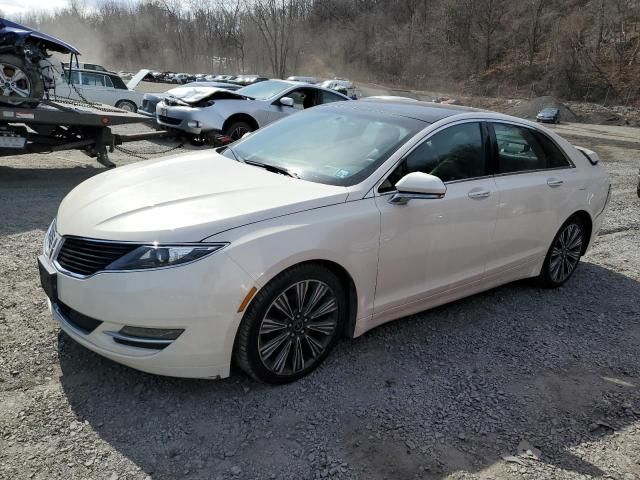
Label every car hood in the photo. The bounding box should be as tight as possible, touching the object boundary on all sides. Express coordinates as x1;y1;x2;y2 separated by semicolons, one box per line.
163;88;246;106
126;69;151;90
56;151;348;242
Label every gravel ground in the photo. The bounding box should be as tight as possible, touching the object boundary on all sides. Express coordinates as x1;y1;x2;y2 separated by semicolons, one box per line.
1;115;639;480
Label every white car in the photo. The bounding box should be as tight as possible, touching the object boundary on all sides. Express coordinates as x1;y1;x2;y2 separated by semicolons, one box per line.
155;79;350;141
54;68;148;112
38;100;610;384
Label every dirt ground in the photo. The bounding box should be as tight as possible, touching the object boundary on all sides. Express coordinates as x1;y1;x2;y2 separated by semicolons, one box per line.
0;96;639;480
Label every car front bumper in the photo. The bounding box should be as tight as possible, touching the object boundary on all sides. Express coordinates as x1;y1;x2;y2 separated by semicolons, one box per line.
41;250;255;379
155;105;224;135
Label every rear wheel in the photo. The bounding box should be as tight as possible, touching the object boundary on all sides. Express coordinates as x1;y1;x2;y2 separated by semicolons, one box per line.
539;217;586;288
235;264;346;384
115;100;137;112
0;54;44;107
223;120;254;141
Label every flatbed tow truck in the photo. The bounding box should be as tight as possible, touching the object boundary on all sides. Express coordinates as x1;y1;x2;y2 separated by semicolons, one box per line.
0;95;173;168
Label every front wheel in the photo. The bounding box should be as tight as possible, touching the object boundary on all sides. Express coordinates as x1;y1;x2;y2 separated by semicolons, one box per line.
223;120;254;141
538;218;586;288
234;264;346;384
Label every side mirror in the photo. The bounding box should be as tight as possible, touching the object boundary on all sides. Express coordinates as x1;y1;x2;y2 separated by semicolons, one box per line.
389;172;446;205
279;97;295;107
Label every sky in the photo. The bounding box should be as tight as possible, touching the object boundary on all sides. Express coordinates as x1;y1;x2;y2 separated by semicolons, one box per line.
0;0;123;16
0;0;69;15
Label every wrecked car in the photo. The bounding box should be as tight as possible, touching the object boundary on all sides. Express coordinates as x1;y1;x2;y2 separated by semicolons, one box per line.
0;17;79;107
155;79;350;143
139;81;241;118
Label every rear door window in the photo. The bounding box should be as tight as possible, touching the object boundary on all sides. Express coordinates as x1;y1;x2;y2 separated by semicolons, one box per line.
532;131;572;168
81;73;106;87
493;123;546;174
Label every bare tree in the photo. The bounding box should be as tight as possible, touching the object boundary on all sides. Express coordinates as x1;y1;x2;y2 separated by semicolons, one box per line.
244;0;304;77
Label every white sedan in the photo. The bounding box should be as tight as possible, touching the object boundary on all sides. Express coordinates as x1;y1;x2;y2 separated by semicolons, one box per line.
38;99;611;384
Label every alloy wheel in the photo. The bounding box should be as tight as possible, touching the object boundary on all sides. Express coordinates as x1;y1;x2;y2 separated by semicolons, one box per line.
230;125;249;140
0;63;32;102
549;223;583;283
258;280;339;376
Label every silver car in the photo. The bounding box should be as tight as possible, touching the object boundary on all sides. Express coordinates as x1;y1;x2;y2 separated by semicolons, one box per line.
139;81;241;118
155;79;350;141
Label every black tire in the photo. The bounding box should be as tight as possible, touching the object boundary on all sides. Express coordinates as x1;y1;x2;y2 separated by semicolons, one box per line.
0;53;44;108
538;216;586;288
223;120;254;141
115;100;137;112
234;264;346;384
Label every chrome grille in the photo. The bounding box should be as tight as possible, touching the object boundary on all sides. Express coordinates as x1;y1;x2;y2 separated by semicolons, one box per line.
56;237;140;276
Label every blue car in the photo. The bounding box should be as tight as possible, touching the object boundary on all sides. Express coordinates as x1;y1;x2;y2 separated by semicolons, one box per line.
0;18;79;107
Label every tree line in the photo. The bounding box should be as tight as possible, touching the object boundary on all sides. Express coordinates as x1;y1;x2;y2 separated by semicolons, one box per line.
11;0;640;104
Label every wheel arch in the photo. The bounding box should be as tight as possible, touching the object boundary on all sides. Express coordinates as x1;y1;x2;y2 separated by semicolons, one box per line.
222;113;259;133
568;210;593;255
243;259;359;340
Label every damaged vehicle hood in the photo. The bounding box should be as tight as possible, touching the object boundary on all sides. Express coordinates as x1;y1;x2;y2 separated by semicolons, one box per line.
0;18;80;54
56;151;348;243
163;87;246;106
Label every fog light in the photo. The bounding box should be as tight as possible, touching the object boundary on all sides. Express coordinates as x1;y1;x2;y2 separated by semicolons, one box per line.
119;326;184;340
187;120;200;128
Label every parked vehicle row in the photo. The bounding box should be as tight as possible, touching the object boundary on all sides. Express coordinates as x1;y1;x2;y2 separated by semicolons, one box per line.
38;98;611;383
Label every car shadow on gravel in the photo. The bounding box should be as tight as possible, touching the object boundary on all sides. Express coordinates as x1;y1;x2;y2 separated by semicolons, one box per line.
57;262;640;479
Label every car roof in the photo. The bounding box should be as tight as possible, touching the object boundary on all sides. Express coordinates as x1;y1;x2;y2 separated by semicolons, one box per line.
66;68;117;76
323;98;482;123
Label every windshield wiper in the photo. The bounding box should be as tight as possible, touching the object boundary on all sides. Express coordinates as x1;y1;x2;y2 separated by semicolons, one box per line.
244;159;299;178
225;146;298;178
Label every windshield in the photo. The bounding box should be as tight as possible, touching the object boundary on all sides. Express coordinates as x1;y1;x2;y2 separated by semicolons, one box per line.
237;80;290;100
228;107;425;186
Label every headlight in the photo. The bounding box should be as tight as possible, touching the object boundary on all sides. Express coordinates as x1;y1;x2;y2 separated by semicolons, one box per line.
43;218;57;257
105;243;226;271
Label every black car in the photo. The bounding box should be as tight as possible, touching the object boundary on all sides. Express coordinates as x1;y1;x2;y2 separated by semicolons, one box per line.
536;107;560;124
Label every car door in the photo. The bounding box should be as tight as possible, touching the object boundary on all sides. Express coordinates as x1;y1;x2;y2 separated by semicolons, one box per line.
266;88;313;124
373;121;500;324
487;121;577;279
57;70;79;99
81;72;115;105
318;89;348;105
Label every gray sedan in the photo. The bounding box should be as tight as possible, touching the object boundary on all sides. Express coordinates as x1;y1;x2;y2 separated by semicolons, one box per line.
155;79;350;142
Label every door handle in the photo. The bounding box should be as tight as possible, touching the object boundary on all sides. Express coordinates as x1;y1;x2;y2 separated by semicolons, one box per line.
468;189;491;199
547;178;564;187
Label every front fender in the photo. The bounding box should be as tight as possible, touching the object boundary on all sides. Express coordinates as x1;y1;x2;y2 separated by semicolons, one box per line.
203;199;381;331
